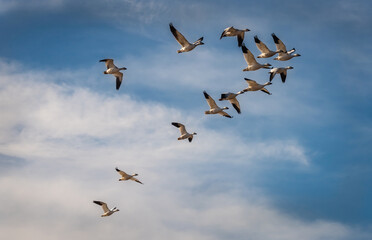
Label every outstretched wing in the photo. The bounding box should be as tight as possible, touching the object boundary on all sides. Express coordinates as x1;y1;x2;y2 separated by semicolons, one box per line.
99;59;116;69
261;88;272;95
131;177;143;185
113;72;123;90
218;111;232;118
203;91;217;109
254;35;270;54
93;201;109;213
241;44;257;66
171;122;187;135
280;72;287;83
271;33;287;53
169;23;190;47
244;78;258;88
237;32;245;47
229;98;241;114
115;167;129;178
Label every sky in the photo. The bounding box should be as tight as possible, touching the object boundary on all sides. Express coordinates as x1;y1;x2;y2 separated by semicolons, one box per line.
0;0;371;239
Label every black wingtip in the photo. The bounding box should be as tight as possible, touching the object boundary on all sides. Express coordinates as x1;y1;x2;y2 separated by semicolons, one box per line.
271;33;279;44
171;122;180;128
254;35;260;43
241;44;248;53
203;91;209;99
115;167;120;172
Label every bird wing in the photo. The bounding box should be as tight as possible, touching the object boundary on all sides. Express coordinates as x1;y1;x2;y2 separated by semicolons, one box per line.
115;167;129;178
241;44;257;66
169;23;190;47
99;59;116;69
271;33;287;53
113;72;123;90
131;177;143;185
261;88;272;95
237;31;244;47
93;201;109;213
244;78;258;87
254;36;270;54
171;122;187;135
218;111;232;118
188;136;193;142
229;98;241;114
203;91;217;109
280;72;287;83
269;68;278;82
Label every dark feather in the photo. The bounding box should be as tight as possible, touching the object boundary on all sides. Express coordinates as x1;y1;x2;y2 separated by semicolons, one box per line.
116;77;122;90
241;44;248;54
280;72;287;83
188;137;193;143
220;93;228;100
220;30;225;39
232;103;241;114
171;122;181;128
237;34;243;47
99;59;109;62
203;91;210;99
271;33;279;44
93;201;103;206
254;35;260;44
269;72;275;82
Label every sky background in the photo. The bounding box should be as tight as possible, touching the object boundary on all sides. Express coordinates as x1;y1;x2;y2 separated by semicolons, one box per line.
0;0;371;239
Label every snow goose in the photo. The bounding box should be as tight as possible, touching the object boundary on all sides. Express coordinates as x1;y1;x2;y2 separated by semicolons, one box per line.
115;167;143;184
99;59;127;90
220;26;250;47
169;23;204;53
93;201;119;217
203;91;232;118
171;122;197;142
271;33;301;61
219;91;245;114
269;66;293;83
254;35;282;58
241;44;272;71
241;78;272;95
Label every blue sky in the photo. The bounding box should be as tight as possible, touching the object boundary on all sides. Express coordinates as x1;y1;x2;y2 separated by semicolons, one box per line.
0;0;371;239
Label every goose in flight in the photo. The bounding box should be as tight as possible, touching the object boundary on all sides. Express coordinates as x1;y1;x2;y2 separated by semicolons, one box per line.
169;23;204;53
203;91;232;118
241;44;272;71
99;59;127;90
271;33;301;61
93;201;119;217
269;66;293;83
220;26;250;47
241;78;272;95
254;35;282;58
219;91;245;114
115;167;143;184
171;122;197;142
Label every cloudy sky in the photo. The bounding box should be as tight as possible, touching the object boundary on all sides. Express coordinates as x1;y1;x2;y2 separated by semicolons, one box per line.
0;0;371;239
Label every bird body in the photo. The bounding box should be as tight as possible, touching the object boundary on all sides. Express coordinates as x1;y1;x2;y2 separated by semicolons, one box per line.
219;91;244;114
254;35;282;58
169;23;204;53
220;26;250;47
99;59;127;90
242;78;272;95
269;66;293;83
241;44;271;71
203;91;232;118
271;33;301;61
171;122;197;142
115;167;143;184
93;201;119;217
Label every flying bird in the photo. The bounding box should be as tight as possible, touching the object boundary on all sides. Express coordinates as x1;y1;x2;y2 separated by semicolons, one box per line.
241;78;272;95
99;59;127;90
219;91;245;114
115;167;143;184
271;33;301;61
203;91;232;118
241;44;272;71
93;200;119;217
220;26;250;47
269;66;294;83
169;23;204;53
254;35;283;58
171;122;197;142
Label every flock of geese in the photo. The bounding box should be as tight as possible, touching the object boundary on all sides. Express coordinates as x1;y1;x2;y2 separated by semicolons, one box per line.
94;23;301;217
